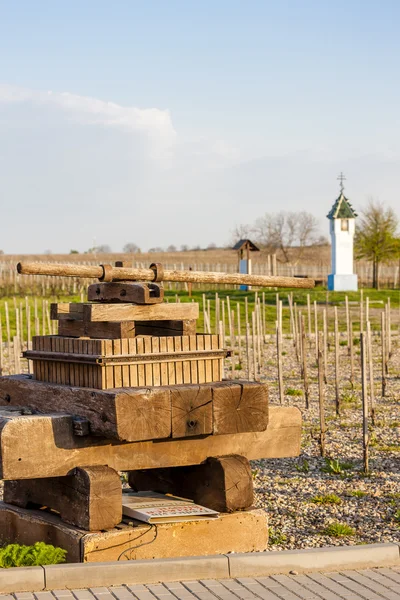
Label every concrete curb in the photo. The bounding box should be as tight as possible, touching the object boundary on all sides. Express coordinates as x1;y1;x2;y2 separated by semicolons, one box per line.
0;544;399;593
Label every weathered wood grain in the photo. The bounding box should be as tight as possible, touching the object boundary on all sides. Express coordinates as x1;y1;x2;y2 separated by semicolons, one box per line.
135;319;196;337
213;381;269;434
58;320;136;339
0;406;301;479
52;302;199;322
0;375;171;442
19;261;315;289
128;455;253;513
88;282;164;304
171;384;213;438
4;466;122;531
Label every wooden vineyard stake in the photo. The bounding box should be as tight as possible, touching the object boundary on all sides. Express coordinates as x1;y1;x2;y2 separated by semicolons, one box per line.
317;336;326;457
314;301;318;361
381;312;387;397
246;322;251;381
386;299;392;359
300;314;309;409
307;294;312;340
360;333;369;473
236;303;242;365
322;308;328;383
366;321;376;425
334;307;340;416
276;320;284;405
345;295;350;349
251;312;257;380
294;302;300;363
360;289;364;333
5;302;11;353
349;321;355;389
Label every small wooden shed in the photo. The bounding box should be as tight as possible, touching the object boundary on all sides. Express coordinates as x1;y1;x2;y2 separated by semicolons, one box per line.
232;239;260;290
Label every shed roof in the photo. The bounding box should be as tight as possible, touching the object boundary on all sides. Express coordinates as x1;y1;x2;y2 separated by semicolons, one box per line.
232;239;260;251
327;192;358;219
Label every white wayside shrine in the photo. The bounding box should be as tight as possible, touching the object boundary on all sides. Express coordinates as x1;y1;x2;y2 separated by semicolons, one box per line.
327;178;358;291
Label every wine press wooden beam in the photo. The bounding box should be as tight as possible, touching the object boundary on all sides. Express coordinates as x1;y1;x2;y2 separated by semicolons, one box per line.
17;261;315;289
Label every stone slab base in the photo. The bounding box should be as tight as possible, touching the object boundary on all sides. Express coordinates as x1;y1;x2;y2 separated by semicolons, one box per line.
328;273;358;291
0;502;268;563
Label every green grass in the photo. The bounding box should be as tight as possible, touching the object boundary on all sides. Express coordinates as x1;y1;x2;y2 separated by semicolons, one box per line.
310;493;342;505
349;490;368;498
321;458;353;474
322;522;356;537
268;527;287;545
285;387;303;397
1;286;399;339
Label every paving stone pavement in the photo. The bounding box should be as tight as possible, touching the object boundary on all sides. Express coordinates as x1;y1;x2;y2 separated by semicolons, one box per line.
2;567;400;600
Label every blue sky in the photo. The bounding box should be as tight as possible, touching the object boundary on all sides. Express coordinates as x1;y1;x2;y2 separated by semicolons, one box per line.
1;0;400;253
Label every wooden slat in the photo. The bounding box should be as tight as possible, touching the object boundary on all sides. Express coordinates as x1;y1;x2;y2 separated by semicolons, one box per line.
159;337;169;386
112;339;122;388
151;337;161;386
197;335;206;384
127;338;138;387
189;335;198;384
136;338;145;386
120;338;130;387
143;337;153;386
173;336;182;385
204;334;212;383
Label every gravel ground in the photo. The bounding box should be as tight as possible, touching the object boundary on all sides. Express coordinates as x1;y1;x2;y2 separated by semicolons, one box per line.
247;333;400;550
0;335;399;551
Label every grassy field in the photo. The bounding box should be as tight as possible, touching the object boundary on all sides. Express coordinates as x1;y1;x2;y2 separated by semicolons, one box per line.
0;287;398;341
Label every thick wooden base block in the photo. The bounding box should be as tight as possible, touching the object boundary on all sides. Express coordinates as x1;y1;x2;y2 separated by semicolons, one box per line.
3;466;122;531
58;320;136;339
128;455;254;512
0;502;268;563
0;376;268;442
0;406;300;479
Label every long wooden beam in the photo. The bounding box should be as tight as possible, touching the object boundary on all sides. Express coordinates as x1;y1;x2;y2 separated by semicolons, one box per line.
0;406;301;479
17;261;314;289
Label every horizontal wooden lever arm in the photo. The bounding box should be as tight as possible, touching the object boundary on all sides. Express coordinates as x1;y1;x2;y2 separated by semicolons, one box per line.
17;261;315;289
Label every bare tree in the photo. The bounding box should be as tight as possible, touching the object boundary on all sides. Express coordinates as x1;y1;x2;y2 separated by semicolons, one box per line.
166;244;177;252
252;211;320;264
230;224;252;245
123;243;141;254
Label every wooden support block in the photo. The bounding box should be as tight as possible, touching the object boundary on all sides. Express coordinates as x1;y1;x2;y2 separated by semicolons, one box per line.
0;406;301;479
213;381;269;435
88;282;164;304
3;466;122;531
51;302;199;322
135;319;196;336
128;455;253;513
0;503;268;563
58;320;136;339
0;375;171;442
171;384;213;438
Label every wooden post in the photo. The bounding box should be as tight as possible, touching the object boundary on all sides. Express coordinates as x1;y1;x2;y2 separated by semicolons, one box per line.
288;293;295;343
252;311;257;381
307;294;312;339
5;302;11;353
360;332;369;473
237;302;242;364
300;314;309;408
366;321;375;425
349;321;355;389
276;320;284;405
322;308;328;383
345;295;350;350
245;322;251;381
387;299;392;359
360;289;364;333
314;301;318;362
381;312;386;397
334;306;340;416
317;338;326;457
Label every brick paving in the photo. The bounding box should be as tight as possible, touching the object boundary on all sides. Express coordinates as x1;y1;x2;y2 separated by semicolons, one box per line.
2;567;400;600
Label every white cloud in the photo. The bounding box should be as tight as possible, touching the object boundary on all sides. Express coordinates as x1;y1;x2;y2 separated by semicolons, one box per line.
0;83;177;159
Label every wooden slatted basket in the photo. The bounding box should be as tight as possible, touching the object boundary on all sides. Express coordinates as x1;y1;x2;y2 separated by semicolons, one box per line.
26;335;225;389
